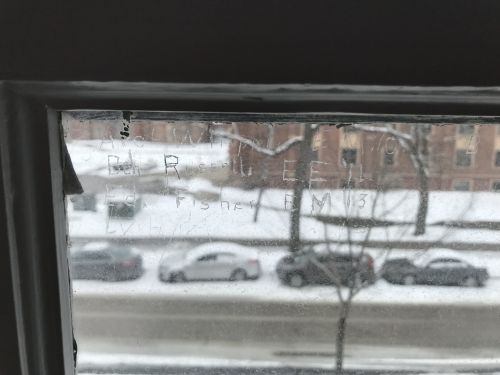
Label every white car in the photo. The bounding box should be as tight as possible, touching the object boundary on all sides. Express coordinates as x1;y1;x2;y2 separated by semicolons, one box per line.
158;242;261;282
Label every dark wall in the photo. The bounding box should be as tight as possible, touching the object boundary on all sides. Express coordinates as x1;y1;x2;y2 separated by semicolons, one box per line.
1;0;500;85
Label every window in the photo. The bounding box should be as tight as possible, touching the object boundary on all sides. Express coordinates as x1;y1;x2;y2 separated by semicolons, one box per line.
383;152;395;166
339;178;356;188
427;260;453;269
495;151;500;166
455;149;472;167
343;126;358;133
453;180;471;191
341;148;357;165
65;115;500;374
457;124;475;134
493;181;500;191
7;83;500;375
197;254;217;262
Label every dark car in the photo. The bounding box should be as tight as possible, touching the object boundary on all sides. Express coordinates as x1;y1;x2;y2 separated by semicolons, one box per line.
70;242;143;281
276;249;375;288
382;257;488;287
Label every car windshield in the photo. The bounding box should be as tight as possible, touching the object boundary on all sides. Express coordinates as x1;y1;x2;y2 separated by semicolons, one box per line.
64;114;500;375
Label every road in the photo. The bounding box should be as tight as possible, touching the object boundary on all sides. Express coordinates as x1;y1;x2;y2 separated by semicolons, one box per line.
73;294;500;370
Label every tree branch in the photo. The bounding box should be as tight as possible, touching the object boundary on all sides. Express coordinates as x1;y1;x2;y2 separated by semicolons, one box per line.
350;124;413;143
211;129;303;157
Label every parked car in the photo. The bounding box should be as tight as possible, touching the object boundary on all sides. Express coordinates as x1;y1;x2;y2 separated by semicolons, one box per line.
382;257;488;287
70;242;143;281
158;242;261;282
276;249;375;288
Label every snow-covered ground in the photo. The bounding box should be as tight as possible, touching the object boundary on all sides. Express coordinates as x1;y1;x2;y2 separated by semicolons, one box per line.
68;185;500;244
72;245;500;305
67;139;500;245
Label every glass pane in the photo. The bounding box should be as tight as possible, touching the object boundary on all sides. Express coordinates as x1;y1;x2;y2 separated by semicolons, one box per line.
64;114;500;374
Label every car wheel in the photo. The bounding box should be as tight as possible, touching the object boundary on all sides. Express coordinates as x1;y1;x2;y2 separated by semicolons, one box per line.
402;275;416;286
231;269;247;281
461;276;479;287
171;272;186;283
288;273;306;288
158;272;168;283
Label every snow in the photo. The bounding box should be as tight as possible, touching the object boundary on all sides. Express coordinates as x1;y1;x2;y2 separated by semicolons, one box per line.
68;187;500;247
76;345;500;374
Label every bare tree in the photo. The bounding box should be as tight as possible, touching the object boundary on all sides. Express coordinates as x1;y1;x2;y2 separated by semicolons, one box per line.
312;178;463;374
310;172;390;374
289;124;318;252
212;123;319;252
253;124;275;222
351;123;431;235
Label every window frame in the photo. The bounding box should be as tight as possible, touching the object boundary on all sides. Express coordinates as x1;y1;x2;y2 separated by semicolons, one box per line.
3;82;500;375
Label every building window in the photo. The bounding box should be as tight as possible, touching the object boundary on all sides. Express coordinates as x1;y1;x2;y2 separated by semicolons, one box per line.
453;180;471;191
341;148;357;166
339;179;356;189
492;181;500;192
383;152;395;166
455;150;472;167
457;124;475;134
495;151;500;167
343;126;358;133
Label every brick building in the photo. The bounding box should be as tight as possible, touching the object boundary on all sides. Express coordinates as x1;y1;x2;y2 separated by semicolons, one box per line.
62;113;211;145
230;124;500;191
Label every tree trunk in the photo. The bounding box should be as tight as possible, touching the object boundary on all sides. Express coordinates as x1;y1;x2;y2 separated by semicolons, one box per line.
414;164;429;236
253;185;265;222
335;303;350;375
289;124;315;252
254;124;274;223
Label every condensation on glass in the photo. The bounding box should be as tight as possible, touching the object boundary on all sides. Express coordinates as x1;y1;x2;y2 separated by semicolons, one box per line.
63;112;500;374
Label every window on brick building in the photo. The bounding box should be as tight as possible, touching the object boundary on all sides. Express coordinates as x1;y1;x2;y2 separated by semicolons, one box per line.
495;151;500;167
343;126;358;133
383;152;395;166
492;181;500;192
339;178;356;189
457;124;475;134
453;180;471;191
341;148;357;166
455;149;472;167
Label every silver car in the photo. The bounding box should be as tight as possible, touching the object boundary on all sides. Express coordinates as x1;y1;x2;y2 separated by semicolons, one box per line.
158;242;261;282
